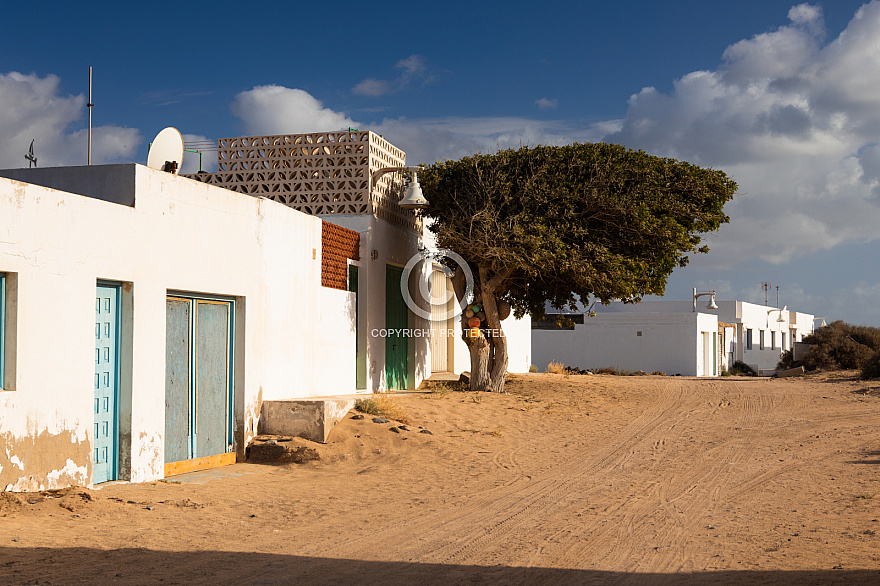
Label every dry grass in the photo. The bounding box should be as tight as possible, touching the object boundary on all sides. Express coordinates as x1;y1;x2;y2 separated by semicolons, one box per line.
354;393;411;425
546;360;565;374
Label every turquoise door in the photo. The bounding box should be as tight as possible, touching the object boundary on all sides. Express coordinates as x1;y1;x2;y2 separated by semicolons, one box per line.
165;297;192;463
385;266;408;390
94;284;119;484
165;296;233;463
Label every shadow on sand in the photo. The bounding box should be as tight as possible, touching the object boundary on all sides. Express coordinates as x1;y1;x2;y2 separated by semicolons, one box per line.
1;546;879;585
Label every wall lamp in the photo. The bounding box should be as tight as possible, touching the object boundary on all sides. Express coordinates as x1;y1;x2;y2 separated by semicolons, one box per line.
693;288;717;312
370;166;428;209
768;306;788;326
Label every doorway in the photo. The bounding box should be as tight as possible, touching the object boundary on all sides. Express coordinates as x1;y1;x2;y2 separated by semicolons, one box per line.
385;265;408;389
165;294;235;475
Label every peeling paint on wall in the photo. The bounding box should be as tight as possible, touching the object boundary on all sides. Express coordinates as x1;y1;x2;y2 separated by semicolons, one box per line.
1;429;90;492
246;387;263;447
133;431;163;483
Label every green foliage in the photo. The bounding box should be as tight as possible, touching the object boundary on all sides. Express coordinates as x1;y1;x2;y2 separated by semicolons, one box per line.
799;321;880;371
419;143;737;317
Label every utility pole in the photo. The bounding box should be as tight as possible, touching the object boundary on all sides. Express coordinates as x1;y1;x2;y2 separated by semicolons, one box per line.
87;66;93;165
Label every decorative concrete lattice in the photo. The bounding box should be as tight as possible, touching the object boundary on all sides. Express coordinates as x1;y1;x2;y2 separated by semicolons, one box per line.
321;222;360;290
185;131;420;232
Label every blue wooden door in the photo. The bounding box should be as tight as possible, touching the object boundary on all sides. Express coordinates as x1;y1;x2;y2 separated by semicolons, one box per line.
165;296;233;464
194;300;231;458
94;285;119;484
165;297;192;463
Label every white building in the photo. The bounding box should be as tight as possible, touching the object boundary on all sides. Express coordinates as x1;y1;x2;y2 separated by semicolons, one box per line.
1;130;530;491
533;298;814;377
0;163;356;490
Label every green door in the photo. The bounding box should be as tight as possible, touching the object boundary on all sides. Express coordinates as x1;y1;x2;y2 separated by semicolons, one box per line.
385;265;408;390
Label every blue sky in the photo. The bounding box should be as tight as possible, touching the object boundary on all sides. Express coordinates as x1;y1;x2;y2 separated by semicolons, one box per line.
2;1;880;325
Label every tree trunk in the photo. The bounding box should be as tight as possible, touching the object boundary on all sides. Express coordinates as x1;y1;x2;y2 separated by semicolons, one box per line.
452;265;512;393
482;292;508;393
467;333;491;391
468;266;512;392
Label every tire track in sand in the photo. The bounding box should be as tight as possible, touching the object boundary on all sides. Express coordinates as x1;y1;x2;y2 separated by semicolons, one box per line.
329;379;690;563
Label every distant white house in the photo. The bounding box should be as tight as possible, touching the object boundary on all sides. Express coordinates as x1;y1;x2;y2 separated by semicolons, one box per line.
532;298;815;377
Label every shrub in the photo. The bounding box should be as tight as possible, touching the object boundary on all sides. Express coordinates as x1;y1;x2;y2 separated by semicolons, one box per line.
799;321;880;371
595;366;636;376
861;350;880;380
730;361;756;376
529;364;538;373
776;349;795;371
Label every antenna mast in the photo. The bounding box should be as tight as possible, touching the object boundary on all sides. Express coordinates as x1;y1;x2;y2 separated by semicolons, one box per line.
87;66;93;165
761;281;771;306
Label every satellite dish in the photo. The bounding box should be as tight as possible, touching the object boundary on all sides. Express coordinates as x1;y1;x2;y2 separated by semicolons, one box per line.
147;127;184;174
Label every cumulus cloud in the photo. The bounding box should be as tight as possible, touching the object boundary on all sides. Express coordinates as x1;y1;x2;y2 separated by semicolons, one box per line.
231;85;357;135
603;1;880;267
0;71;139;168
352;54;433;97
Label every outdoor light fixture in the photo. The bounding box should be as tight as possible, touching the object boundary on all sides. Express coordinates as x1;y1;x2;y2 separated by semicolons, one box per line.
768;306;788;324
370;165;428;210
693;288;717;312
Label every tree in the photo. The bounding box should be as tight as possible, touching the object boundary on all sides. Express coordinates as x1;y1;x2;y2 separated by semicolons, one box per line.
419;143;737;393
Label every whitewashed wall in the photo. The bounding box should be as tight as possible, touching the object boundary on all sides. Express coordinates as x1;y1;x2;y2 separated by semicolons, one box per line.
533;312;718;377
319;214;429;392
0;164;355;490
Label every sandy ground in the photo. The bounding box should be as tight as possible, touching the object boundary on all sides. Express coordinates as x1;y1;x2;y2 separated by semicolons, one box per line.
2;372;880;585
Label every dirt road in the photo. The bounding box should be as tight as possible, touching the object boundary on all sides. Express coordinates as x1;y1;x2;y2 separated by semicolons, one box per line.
2;373;879;584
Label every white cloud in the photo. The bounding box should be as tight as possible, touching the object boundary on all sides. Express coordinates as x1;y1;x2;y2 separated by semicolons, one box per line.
603;1;880;267
352;54;433;97
231;85;357;135
370;115;615;165
230;83;615;165
396;54;427;75
0;71;139;168
536;97;558;109
352;78;393;97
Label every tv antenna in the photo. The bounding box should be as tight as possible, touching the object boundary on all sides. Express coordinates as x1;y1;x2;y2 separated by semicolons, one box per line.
761;281;771;306
146;127;184;174
25;139;37;167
